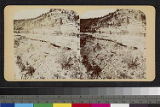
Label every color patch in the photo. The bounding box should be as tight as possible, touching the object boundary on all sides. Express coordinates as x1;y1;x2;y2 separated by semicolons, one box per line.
111;104;129;107
34;103;53;107
1;103;14;107
91;104;110;107
53;103;71;107
148;104;160;107
72;104;91;107
15;103;33;107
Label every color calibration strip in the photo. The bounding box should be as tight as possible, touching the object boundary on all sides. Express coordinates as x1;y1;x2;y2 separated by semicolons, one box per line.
0;104;160;107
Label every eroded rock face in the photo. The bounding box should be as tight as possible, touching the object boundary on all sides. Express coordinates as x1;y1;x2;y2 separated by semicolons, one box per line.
80;9;146;35
14;9;79;34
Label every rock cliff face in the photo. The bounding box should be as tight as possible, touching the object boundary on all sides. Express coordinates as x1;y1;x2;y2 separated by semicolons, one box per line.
14;9;79;34
80;9;146;35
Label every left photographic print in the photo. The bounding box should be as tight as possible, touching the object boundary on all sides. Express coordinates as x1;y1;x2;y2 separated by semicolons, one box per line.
14;8;81;80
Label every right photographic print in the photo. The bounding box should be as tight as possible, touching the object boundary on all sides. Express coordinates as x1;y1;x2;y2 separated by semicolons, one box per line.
80;9;147;79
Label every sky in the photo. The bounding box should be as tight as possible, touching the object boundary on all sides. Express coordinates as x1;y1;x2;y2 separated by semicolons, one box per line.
14;9;50;19
14;8;116;20
80;9;116;19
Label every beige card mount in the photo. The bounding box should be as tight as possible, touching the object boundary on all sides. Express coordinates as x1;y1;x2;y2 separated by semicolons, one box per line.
4;5;155;81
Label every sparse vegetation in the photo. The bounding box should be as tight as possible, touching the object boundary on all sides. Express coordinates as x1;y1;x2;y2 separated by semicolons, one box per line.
80;33;146;79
